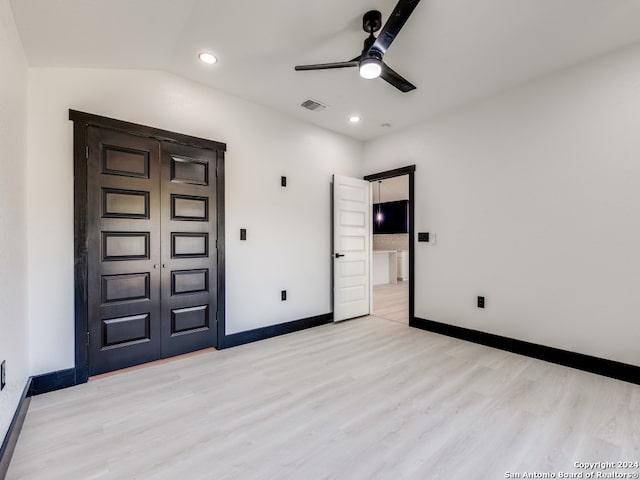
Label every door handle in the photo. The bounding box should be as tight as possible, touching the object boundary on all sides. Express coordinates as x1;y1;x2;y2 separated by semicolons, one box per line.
335;253;345;258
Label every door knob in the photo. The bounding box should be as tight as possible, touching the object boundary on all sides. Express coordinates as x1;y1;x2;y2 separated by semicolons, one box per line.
335;253;345;258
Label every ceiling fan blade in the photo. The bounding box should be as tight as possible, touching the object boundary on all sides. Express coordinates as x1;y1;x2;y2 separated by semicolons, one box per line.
380;63;416;92
370;0;420;56
295;61;359;71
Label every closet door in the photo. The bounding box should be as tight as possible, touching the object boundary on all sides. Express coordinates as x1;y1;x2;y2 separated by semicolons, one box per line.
160;141;218;357
87;127;162;375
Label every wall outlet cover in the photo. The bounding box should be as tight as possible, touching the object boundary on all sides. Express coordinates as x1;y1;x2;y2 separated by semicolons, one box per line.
477;296;485;308
281;290;287;301
240;228;247;241
418;232;429;242
281;176;287;187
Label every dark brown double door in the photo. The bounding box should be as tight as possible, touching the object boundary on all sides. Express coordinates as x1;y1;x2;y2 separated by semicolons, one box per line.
87;127;218;375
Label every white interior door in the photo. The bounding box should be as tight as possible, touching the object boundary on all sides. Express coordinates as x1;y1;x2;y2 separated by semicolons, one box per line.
333;175;370;322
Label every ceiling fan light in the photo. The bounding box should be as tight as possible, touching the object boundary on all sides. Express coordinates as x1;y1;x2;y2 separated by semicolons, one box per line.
359;57;382;79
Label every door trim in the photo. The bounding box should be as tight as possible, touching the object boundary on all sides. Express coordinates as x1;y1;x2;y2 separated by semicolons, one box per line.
70;110;226;383
363;165;416;324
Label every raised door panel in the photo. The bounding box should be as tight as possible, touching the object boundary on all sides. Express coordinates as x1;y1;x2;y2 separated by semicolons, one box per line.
87;127;162;375
102;188;150;219
160;141;218;357
101;273;150;304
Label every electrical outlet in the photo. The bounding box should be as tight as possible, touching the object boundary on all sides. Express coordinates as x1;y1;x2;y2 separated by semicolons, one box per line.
281;176;287;187
418;232;429;242
281;290;287;301
240;228;247;241
1;360;6;391
477;296;485;309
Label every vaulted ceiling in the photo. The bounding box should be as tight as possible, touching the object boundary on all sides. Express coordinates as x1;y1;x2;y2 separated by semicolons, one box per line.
11;0;640;141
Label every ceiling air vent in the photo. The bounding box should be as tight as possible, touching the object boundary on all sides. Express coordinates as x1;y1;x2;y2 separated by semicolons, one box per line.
300;98;328;112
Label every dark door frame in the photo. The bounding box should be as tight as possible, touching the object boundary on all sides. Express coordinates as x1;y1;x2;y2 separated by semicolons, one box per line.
364;165;416;324
71;110;226;383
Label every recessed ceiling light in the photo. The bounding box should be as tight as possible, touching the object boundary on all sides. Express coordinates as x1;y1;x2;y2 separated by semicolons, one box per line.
198;52;218;65
349;115;361;124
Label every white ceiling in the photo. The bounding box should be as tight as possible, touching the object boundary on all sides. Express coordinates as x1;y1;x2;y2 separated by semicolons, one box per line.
10;0;640;141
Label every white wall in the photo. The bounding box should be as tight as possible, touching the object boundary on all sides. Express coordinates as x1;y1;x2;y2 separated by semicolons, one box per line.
0;0;29;443
372;175;409;203
364;43;640;367
26;68;362;375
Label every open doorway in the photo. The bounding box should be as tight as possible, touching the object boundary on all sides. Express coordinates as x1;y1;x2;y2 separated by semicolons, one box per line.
364;166;415;326
371;176;409;324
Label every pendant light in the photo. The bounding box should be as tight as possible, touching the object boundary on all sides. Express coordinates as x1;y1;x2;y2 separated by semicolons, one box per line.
376;180;383;224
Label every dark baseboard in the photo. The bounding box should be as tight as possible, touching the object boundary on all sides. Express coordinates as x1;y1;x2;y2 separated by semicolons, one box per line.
27;314;333;394
28;313;332;394
29;368;83;396
411;317;640;385
220;313;333;349
0;378;32;480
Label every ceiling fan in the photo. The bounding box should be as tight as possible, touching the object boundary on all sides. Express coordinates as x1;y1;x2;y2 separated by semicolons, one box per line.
294;0;421;93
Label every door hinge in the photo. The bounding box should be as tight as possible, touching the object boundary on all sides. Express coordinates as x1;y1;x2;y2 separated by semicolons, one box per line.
86;146;89;159
86;331;90;345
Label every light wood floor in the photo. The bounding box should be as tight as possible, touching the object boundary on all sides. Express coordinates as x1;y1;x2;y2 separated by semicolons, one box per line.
8;316;640;480
372;280;408;324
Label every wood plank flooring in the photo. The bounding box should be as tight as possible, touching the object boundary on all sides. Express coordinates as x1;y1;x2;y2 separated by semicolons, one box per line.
372;280;408;324
7;316;640;480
